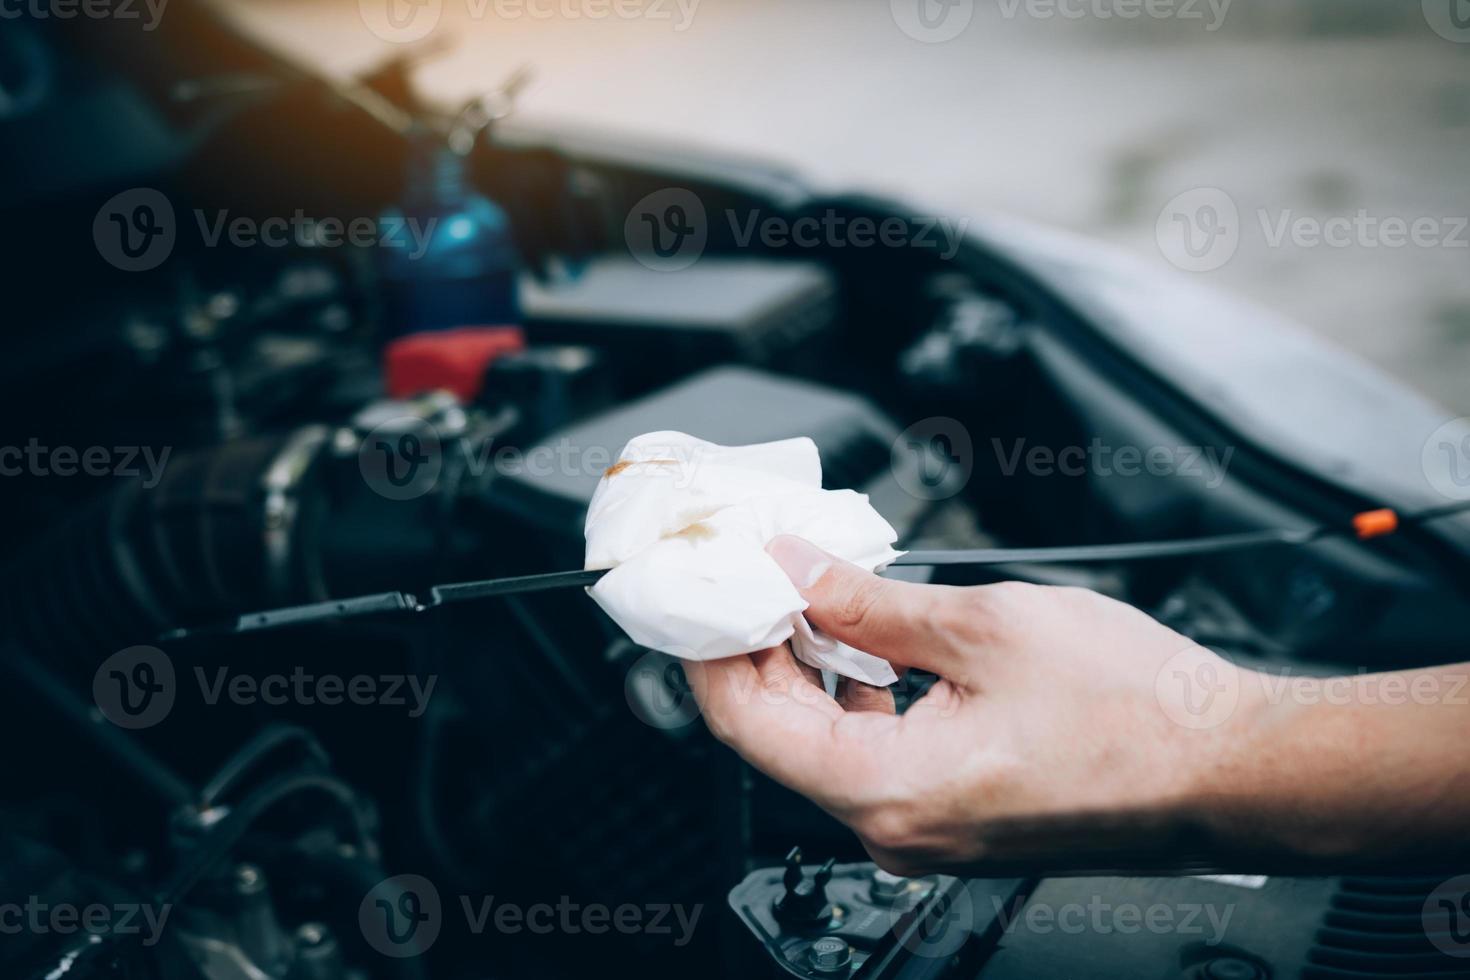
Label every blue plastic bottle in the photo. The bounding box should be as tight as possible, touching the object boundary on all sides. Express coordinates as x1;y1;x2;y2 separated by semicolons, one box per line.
378;127;521;335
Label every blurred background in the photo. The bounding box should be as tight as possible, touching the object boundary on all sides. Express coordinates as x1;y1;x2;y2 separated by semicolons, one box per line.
215;0;1469;412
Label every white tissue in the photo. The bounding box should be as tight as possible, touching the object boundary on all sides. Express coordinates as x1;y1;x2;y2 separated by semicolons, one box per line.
584;431;902;687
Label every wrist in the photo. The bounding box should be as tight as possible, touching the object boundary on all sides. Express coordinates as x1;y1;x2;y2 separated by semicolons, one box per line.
1170;660;1313;862
1177;665;1387;864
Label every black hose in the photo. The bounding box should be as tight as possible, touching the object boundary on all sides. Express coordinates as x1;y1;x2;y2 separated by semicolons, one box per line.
159;771;376;906
0;641;195;808
198;723;333;808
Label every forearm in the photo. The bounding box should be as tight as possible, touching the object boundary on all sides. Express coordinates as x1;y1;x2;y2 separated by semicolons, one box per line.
1191;663;1470;868
693;549;1470;878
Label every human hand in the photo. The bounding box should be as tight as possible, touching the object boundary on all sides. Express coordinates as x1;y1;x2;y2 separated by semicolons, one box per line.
685;534;1274;875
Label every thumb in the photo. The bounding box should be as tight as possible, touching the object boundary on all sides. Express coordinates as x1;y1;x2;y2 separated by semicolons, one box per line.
766;535;972;679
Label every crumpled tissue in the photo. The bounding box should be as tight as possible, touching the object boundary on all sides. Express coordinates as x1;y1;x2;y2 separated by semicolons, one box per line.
584;431;902;686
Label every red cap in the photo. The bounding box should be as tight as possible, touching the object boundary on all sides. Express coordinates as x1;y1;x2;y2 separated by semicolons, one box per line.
385;326;525;402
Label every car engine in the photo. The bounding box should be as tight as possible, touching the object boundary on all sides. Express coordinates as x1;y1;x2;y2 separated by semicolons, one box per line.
4;6;1470;979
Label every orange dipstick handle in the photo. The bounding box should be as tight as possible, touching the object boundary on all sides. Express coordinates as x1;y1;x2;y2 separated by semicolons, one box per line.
1352;508;1399;540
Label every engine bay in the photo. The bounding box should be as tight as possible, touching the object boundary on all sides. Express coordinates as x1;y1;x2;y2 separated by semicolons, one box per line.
4;6;1470;979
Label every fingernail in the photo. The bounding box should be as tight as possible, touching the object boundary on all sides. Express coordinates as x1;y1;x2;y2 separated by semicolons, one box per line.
767;535;832;589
